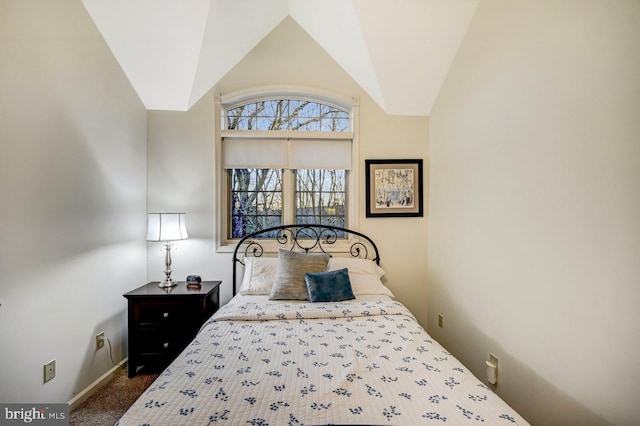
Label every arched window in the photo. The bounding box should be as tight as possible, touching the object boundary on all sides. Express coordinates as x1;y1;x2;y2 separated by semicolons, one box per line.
226;99;350;132
218;90;357;241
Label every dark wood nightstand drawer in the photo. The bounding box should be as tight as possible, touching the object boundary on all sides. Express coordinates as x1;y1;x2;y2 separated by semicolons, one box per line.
135;301;195;326
134;329;190;356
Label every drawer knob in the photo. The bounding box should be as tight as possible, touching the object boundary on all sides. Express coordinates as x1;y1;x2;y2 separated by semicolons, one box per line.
163;312;169;318
163;342;169;349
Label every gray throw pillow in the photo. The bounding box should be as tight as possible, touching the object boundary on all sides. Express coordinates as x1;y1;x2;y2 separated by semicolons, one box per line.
269;249;330;300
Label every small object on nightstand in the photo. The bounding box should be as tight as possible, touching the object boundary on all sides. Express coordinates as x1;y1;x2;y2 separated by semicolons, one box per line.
186;275;201;288
186;274;201;284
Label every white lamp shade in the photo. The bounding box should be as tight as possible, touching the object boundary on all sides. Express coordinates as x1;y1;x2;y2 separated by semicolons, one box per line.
146;213;189;241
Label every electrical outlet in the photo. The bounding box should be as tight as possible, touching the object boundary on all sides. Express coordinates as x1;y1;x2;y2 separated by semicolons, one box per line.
96;332;105;350
44;360;56;383
438;314;444;328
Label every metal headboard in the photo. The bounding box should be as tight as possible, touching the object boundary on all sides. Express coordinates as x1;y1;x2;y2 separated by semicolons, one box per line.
231;224;380;296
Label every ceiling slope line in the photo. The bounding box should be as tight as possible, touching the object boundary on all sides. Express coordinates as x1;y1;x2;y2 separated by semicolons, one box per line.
187;0;290;109
288;0;387;112
82;0;479;116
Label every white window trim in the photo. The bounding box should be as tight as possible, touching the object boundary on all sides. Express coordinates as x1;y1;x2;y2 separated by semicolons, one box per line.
220;130;354;140
214;86;360;253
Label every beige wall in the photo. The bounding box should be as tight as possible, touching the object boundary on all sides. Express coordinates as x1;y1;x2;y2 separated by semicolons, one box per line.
147;17;430;326
428;1;640;424
0;0;147;403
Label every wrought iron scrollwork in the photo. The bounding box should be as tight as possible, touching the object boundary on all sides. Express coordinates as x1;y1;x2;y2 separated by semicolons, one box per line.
349;241;368;259
232;224;380;295
242;240;264;260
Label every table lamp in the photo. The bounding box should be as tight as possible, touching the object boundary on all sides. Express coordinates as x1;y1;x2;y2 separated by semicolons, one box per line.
146;213;189;288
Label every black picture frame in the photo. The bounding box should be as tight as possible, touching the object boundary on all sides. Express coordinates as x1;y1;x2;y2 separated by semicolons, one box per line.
365;159;423;218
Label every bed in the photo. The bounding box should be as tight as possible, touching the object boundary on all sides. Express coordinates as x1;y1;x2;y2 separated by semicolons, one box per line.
117;224;529;425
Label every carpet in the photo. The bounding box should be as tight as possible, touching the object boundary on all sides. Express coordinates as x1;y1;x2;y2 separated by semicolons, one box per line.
70;368;157;425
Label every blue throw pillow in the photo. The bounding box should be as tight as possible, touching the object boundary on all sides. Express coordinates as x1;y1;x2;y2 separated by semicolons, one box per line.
304;268;355;302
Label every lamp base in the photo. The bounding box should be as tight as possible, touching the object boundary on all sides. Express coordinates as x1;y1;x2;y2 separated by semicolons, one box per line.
158;279;177;288
158;241;177;288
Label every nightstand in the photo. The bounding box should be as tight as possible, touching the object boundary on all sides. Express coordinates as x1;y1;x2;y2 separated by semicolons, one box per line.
123;281;221;377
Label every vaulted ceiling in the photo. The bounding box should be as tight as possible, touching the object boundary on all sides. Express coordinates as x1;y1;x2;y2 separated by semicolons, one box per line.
82;0;478;116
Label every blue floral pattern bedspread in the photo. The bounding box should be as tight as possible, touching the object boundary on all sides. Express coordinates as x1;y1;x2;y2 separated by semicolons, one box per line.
117;300;529;425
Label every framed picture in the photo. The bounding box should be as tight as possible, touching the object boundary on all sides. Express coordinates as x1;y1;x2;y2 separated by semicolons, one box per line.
365;159;423;218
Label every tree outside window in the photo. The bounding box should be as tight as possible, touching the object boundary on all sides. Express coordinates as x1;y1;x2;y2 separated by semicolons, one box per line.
225;98;351;238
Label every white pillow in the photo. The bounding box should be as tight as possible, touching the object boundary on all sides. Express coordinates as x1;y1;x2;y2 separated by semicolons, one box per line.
238;257;279;295
327;257;394;298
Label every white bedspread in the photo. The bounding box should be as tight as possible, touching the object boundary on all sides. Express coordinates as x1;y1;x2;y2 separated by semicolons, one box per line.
117;299;528;425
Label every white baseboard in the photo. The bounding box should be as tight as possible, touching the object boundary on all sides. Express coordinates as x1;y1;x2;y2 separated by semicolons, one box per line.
68;358;128;412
